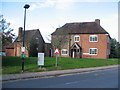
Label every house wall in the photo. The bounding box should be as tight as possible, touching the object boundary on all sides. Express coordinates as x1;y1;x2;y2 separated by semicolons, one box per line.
51;35;70;57
5;42;29;57
5;48;15;56
70;34;109;59
52;34;110;59
51;33;110;59
44;43;52;57
106;35;111;58
15;42;21;56
14;42;29;57
60;40;70;57
31;31;45;53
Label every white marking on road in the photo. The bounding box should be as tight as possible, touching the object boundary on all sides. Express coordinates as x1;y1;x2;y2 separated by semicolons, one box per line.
66;81;79;85
94;74;98;76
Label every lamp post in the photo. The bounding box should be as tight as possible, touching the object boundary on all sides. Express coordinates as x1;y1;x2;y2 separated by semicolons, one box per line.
22;4;30;73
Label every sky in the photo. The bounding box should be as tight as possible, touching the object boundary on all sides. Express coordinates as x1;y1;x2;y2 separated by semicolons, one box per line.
0;0;119;43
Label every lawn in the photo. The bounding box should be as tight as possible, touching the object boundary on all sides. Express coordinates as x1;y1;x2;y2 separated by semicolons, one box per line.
2;56;119;74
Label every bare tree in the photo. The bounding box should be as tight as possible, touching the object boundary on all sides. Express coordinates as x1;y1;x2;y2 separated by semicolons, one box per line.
51;27;70;57
51;24;70;56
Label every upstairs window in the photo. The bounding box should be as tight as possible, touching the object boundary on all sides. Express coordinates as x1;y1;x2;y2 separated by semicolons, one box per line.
89;35;98;42
74;36;80;42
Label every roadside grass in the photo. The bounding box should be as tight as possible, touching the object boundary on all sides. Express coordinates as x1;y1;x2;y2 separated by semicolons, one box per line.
2;56;119;74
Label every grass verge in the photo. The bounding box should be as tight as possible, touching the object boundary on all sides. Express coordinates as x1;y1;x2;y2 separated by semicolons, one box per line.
2;56;118;74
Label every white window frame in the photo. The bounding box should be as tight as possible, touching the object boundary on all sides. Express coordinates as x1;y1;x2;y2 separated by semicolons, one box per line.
89;48;98;55
74;36;80;42
89;35;98;42
61;49;68;55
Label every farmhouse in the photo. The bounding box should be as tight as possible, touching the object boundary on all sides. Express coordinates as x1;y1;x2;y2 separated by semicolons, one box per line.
51;19;111;59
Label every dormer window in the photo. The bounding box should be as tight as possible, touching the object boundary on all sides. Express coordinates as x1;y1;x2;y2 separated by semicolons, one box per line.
89;35;98;42
74;36;80;42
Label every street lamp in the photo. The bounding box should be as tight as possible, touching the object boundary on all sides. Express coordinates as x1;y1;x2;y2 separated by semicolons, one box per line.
22;4;30;73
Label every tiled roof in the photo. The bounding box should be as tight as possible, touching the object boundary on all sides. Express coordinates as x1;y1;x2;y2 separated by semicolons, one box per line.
4;43;14;49
51;22;109;35
5;29;45;49
14;29;42;43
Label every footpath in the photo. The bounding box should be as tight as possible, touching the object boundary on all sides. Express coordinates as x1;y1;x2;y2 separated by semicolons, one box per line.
1;65;119;81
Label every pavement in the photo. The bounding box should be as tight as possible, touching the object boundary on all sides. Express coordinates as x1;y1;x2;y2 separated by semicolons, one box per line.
1;65;119;81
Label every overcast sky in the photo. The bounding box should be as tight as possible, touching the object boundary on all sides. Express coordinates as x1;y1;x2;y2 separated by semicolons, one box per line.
0;0;119;42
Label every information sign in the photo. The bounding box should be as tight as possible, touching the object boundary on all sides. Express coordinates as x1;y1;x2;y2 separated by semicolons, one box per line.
21;47;25;52
38;53;44;66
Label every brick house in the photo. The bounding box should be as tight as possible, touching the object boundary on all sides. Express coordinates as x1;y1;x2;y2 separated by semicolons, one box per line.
5;27;49;57
51;19;111;59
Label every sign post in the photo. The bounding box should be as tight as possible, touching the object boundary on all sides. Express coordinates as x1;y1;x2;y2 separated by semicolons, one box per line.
21;47;25;73
54;48;60;67
56;54;58;67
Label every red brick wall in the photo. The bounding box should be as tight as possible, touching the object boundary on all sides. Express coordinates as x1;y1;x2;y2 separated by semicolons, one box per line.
5;49;15;56
5;42;29;57
14;42;29;57
70;34;109;59
81;34;107;59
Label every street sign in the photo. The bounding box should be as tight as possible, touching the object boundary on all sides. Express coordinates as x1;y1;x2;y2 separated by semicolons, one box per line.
21;53;26;58
21;47;25;52
38;53;44;66
54;48;60;67
54;48;60;54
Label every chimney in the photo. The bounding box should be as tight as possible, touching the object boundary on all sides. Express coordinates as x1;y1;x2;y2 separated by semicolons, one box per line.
18;27;23;41
95;19;100;25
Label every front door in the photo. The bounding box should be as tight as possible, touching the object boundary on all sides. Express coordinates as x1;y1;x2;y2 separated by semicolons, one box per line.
71;49;80;58
70;43;82;58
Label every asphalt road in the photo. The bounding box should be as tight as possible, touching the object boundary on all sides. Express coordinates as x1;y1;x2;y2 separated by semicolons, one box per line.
2;68;118;88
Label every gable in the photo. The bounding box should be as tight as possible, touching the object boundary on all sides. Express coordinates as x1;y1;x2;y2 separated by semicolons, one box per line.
30;30;45;43
14;29;45;43
71;43;81;49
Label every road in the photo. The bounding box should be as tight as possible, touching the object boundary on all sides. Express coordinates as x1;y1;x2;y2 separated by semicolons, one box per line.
2;68;118;88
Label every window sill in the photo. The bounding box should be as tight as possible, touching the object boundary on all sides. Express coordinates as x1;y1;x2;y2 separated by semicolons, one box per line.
89;41;98;42
61;54;68;55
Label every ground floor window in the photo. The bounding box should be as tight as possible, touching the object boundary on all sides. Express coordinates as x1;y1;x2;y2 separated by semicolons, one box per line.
61;49;68;55
89;48;98;55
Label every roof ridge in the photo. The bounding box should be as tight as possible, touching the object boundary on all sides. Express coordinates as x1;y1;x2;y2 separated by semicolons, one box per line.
66;21;95;24
25;29;39;31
